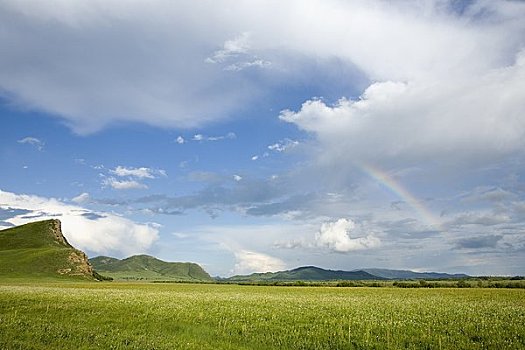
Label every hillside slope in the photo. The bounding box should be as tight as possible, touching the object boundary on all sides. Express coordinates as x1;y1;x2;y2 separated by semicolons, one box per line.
0;220;97;280
90;255;212;281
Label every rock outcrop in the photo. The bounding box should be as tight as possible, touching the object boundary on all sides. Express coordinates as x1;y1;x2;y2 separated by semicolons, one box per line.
48;219;73;248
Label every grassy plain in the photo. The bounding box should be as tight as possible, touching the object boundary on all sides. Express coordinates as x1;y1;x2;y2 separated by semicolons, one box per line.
0;282;523;349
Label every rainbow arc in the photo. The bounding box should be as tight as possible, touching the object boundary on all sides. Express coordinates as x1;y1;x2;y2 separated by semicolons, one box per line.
359;163;442;230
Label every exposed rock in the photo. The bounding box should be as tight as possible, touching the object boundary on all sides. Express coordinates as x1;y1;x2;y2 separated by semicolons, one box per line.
67;251;95;276
48;219;73;248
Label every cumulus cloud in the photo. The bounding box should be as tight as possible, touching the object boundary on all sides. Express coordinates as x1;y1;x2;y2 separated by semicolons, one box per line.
101;166;166;190
17;137;44;151
281;58;525;164
233;250;286;275
0;189;159;256
315;218;380;252
102;178;148;190
274;1;525;170
110;166;166;179
176;136;185;144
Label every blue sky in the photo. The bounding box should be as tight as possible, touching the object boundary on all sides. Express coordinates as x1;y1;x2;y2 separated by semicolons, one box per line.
1;0;525;276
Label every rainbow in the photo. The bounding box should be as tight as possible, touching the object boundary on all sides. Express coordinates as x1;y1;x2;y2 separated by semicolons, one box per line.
359;163;441;229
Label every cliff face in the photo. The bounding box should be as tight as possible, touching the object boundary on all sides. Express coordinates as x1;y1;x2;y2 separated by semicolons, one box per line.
48;220;96;278
48;219;73;248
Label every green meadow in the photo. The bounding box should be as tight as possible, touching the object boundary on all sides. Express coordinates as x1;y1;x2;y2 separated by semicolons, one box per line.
0;282;523;349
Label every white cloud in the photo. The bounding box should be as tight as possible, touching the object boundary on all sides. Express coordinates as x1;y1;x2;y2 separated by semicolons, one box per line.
225;59;271;72
0;3;261;133
0;189;159;256
208;132;236;141
191;132;236;142
17;137;44;151
104;166;166;189
206;32;251;64
206;32;271;72
103;177;147;190
176;136;185;144
233;175;242;182
251;155;259;161
281;54;525;164
1;1;523;136
267;139;299;152
315;218;380;252
72;192;90;204
110;166;160;179
233;250;286;275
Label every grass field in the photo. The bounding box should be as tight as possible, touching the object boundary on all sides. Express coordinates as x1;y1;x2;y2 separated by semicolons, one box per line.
0;282;524;349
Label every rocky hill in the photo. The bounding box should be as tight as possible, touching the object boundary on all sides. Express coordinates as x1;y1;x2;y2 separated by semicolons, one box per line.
0;219;98;280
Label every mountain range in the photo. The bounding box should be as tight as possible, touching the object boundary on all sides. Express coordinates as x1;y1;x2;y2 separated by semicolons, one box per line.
225;266;469;282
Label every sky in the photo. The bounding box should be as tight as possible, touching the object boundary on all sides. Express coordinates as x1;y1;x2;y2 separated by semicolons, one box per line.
1;0;524;277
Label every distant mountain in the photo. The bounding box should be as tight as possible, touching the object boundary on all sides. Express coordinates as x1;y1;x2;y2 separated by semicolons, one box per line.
361;268;469;280
90;254;213;281
227;266;384;282
227;266;469;282
0;219;98;280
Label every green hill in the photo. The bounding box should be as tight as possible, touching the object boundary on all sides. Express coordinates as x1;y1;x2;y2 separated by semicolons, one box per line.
227;266;384;282
89;254;213;282
0;220;98;281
